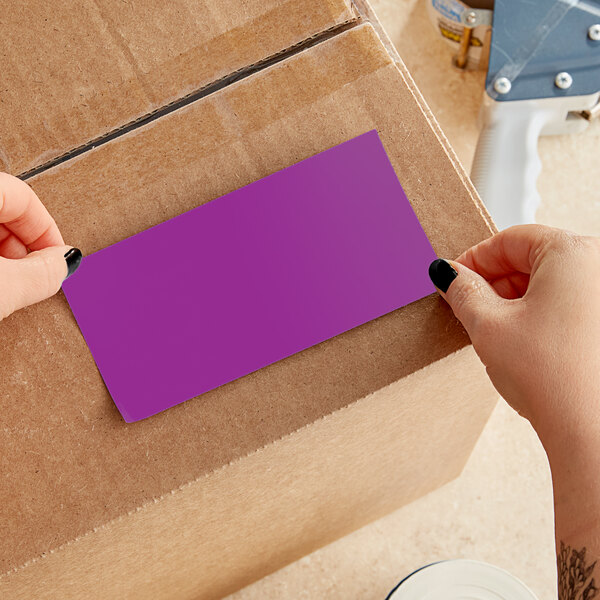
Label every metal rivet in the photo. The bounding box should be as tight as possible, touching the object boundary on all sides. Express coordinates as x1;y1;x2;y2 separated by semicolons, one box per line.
589;24;600;41
493;77;512;94
465;11;477;25
555;71;573;89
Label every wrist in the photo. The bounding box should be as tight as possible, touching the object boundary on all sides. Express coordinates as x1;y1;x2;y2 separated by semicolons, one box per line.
526;392;600;459
538;419;600;518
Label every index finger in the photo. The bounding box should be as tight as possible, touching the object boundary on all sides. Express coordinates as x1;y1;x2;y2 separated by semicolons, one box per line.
0;173;64;250
456;224;563;280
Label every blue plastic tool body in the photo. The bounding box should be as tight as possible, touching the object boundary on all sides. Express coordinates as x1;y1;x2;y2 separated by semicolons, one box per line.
486;0;600;101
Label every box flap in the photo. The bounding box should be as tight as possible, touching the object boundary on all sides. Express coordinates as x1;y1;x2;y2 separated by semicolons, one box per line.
0;0;356;176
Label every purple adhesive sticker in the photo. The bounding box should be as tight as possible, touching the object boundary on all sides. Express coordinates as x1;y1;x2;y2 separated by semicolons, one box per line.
62;130;437;422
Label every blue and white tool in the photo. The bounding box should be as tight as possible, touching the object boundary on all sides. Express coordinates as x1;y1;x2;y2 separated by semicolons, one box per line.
428;0;600;230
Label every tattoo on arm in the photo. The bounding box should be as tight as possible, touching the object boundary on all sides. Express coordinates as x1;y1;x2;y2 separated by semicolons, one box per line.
558;541;598;600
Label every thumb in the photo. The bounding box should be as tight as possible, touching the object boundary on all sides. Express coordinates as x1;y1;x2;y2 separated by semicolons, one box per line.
428;258;504;339
1;246;82;319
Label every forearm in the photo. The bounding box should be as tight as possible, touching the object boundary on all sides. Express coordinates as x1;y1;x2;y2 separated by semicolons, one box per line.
540;424;600;599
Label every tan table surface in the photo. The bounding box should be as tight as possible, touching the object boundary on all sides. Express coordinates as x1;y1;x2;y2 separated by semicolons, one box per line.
228;2;600;598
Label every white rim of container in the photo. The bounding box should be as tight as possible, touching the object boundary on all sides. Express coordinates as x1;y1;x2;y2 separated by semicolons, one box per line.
386;559;539;600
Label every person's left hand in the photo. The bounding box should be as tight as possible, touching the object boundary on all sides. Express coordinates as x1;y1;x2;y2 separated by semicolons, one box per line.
0;173;81;322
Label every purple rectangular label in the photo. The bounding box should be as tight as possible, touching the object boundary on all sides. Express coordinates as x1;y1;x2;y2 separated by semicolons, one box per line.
62;130;437;422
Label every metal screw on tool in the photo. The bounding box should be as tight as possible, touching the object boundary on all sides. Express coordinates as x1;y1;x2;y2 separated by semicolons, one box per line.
465;11;477;25
493;77;512;94
589;24;600;41
554;71;573;89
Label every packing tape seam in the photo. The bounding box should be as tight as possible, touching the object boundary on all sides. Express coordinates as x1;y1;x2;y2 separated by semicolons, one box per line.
0;343;474;580
357;0;496;236
396;59;496;234
396;63;498;235
396;58;496;236
21;17;362;182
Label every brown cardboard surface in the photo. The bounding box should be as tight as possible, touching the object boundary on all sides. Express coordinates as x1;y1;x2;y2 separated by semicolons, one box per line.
0;0;356;176
1;347;496;600
0;17;497;598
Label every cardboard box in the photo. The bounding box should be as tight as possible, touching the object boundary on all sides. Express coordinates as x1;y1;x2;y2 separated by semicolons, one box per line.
0;4;497;599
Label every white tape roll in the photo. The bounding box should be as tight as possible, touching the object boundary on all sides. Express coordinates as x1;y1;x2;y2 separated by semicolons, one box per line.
387;559;539;600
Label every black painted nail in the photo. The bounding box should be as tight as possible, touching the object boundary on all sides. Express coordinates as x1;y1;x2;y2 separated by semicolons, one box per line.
428;258;458;293
64;248;83;280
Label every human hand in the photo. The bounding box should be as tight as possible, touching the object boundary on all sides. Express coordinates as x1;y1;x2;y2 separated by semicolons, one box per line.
428;224;600;449
0;173;81;322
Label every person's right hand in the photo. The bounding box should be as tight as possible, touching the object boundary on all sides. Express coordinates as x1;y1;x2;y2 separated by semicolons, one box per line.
429;224;600;593
428;224;600;449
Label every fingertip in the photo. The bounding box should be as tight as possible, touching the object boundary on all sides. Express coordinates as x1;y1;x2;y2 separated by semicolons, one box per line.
37;244;73;283
2;244;79;315
428;258;458;294
63;247;83;281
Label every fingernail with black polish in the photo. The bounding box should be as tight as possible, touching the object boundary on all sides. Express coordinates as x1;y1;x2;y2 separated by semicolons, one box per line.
64;248;83;280
428;258;458;293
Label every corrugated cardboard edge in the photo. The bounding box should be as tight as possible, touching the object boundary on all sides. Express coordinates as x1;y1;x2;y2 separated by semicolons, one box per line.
352;0;497;236
0;346;498;599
